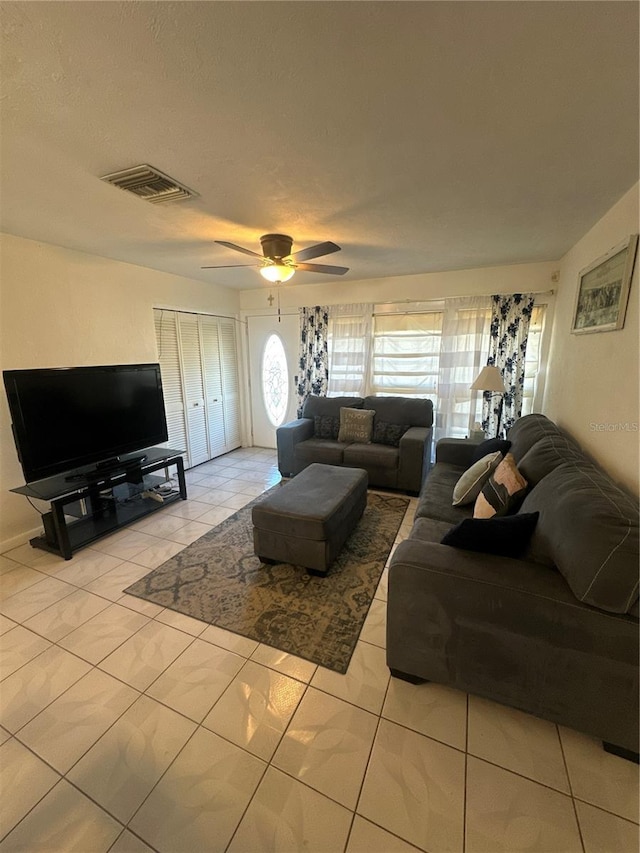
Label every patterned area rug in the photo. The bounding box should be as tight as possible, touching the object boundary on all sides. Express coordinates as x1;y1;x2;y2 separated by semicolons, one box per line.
125;490;409;673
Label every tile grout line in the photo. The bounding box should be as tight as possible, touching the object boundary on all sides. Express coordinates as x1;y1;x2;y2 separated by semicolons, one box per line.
557;723;587;852
463;691;469;853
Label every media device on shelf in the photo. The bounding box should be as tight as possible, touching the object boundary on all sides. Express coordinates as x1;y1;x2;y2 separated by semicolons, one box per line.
3;363;169;483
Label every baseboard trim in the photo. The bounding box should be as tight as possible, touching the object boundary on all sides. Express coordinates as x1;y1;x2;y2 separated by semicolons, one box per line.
0;525;43;558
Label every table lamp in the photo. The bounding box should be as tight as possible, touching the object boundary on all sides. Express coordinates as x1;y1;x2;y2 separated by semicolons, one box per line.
470;365;507;438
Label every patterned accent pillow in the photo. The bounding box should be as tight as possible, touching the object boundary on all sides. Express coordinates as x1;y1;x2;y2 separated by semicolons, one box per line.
314;415;340;440
474;453;528;518
337;408;375;443
372;421;411;447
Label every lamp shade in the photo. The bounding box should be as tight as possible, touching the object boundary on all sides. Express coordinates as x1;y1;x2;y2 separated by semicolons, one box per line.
470;365;506;392
259;264;295;283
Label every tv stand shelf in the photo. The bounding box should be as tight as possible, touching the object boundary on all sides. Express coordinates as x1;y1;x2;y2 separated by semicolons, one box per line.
11;448;187;560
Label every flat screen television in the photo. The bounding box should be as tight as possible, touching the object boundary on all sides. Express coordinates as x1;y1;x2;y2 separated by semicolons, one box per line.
3;363;169;483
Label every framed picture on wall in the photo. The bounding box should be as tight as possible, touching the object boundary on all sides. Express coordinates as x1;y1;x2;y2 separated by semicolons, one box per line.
571;234;638;334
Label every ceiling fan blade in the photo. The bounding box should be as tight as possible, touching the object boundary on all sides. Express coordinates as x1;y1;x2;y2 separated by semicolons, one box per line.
289;241;341;262
201;263;259;269
295;262;349;275
215;240;263;258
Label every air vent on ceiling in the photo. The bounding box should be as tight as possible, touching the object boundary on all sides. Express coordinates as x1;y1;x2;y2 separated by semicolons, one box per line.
100;164;197;204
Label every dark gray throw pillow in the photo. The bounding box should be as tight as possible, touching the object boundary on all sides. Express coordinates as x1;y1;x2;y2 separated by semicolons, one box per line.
314;415;340;440
441;512;540;558
471;438;512;465
373;421;411;447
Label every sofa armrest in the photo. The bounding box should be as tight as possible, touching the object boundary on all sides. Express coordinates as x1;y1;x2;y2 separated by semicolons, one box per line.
386;537;639;751
435;438;477;468
398;426;432;493
276;418;314;476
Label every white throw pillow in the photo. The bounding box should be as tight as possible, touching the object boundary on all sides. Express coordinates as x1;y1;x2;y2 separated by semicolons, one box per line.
452;451;503;506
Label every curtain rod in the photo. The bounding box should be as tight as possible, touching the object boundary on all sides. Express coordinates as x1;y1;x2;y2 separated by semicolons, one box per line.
372;289;554;307
154;307;242;322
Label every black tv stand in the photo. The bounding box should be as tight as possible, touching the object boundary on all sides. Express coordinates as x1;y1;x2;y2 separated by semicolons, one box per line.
65;453;149;483
11;448;187;560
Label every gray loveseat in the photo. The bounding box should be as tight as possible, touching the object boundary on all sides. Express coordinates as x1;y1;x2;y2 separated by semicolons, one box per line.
387;414;639;758
276;395;433;494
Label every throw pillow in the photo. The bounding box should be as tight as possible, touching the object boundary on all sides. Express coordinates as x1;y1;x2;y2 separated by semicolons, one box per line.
372;421;411;447
474;453;528;518
471;438;512;466
441;512;540;558
337;407;375;443
314;415;340;440
452;451;503;506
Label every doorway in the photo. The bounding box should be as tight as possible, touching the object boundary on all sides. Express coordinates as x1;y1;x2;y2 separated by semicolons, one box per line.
247;313;299;448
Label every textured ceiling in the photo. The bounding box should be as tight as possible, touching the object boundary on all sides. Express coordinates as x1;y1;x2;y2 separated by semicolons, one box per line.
1;1;638;290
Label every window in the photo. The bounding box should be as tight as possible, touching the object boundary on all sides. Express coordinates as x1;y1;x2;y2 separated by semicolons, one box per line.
521;305;546;416
370;312;442;407
262;334;289;426
323;298;547;433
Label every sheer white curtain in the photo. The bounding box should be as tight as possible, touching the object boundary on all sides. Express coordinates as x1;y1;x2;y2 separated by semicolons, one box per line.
327;304;373;398
436;296;492;443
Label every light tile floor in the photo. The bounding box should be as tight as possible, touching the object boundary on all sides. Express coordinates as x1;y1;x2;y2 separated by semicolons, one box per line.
1;447;638;853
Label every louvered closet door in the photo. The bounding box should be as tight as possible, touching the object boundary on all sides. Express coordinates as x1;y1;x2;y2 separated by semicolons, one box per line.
177;313;209;467
153;310;188;457
219;318;241;451
200;317;227;458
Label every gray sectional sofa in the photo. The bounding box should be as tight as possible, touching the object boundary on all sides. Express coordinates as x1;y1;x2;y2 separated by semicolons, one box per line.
276;395;433;494
387;413;639;758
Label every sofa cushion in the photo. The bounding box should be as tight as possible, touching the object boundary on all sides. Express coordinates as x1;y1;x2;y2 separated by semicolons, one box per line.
520;462;640;614
294;438;346;469
474;453;528;518
415;463;474;524
343;442;399;470
302;395;363;420
517;435;585;487
373;421;411;447
453;451;503;506
441;512;540;558
314;415;340;441
471;438;511;465
338;407;375;443
409;516;453;543
363;395;433;428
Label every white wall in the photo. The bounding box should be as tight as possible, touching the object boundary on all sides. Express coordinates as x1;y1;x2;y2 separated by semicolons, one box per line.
543;183;639;495
239;260;557;312
0;232;240;550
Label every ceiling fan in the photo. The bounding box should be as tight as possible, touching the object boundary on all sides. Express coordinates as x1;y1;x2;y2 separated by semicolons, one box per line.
201;233;349;282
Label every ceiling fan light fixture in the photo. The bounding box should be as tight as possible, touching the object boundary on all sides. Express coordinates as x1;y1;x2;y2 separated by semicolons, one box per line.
260;263;295;283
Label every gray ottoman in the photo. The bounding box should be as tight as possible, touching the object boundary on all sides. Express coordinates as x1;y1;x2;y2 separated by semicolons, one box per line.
252;463;368;576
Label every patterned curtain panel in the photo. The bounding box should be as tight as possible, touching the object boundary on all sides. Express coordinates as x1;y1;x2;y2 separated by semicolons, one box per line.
482;293;536;436
295;306;330;417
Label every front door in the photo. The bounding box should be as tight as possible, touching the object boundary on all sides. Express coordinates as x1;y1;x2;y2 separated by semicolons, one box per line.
247;313;298;448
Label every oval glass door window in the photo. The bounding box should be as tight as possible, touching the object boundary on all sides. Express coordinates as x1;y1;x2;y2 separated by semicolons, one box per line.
262;333;289;426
